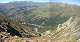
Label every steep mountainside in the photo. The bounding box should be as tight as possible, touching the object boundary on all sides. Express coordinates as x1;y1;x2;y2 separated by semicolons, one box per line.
0;1;80;33
0;1;80;42
38;16;80;42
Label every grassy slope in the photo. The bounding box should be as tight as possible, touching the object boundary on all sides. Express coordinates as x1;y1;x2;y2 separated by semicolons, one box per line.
30;3;80;17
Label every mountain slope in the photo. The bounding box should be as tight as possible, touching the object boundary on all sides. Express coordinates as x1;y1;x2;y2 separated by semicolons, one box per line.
38;16;80;42
0;1;80;34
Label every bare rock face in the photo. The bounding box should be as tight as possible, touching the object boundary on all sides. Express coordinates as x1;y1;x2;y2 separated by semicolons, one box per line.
39;16;80;42
0;22;22;37
54;16;80;42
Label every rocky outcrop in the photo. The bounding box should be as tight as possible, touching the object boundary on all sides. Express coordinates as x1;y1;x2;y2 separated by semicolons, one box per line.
52;16;80;42
0;22;22;37
39;16;80;42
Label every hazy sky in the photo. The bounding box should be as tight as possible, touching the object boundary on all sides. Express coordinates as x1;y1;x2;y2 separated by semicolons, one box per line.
0;0;80;5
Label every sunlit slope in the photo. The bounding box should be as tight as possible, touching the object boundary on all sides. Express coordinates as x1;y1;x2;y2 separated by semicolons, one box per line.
37;16;80;42
31;3;80;17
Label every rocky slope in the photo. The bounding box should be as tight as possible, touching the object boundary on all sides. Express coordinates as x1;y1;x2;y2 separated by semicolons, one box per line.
36;16;80;42
1;16;80;42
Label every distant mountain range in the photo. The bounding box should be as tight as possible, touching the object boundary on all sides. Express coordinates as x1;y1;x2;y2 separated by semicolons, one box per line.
0;1;80;31
0;1;80;42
